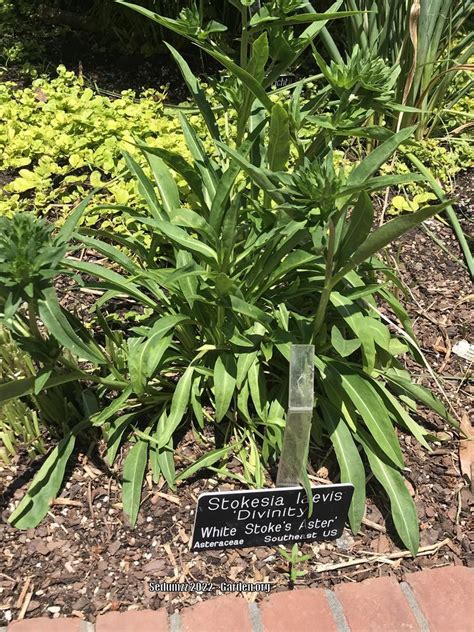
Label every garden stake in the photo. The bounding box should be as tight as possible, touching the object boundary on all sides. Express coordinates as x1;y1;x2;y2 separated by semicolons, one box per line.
276;344;315;487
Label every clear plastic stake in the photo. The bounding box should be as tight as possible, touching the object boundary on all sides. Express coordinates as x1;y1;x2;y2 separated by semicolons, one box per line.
276;344;315;487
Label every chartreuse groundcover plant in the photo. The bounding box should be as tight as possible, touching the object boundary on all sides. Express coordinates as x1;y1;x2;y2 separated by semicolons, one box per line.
1;0;459;555
0;67;187;227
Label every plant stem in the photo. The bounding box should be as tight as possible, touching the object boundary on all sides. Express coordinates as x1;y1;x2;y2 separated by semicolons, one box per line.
312;219;336;343
27;301;43;341
216;304;225;345
240;5;249;68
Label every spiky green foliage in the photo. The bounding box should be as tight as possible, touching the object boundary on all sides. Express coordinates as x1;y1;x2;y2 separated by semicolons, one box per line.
2;0;463;554
0;214;66;300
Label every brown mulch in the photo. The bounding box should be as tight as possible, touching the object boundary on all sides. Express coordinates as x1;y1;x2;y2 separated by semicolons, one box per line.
0;172;473;625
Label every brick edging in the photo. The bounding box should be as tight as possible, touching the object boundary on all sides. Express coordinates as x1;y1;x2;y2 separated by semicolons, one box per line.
5;566;474;631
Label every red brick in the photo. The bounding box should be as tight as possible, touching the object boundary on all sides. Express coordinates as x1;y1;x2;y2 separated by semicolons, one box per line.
180;596;252;632
259;588;337;632
96;609;168;632
406;566;474;632
335;576;418;631
8;619;87;632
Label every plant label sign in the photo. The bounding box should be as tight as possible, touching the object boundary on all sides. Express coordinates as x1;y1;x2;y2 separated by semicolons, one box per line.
274;74;296;89
191;484;353;551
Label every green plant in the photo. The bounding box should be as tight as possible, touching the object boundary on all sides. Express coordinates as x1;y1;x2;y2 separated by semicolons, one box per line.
0;67;182;226
3;1;460;556
316;0;473;138
0;0;50;68
0;212;113;378
6;0;243;59
0;207;123;524
0;327;47;463
390;191;437;215
308;0;474;276
279;543;311;588
0;213;68;322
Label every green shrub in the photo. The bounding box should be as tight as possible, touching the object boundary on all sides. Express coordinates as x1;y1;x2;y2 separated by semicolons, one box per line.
0;53;470;232
0;209;105;471
1;1;462;557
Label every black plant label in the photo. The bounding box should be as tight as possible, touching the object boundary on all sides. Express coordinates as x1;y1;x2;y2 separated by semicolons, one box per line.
191;484;354;551
275;74;296;89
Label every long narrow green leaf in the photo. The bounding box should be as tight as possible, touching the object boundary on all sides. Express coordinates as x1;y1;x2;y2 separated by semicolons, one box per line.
65;259;158;308
325;362;404;468
250;10;361;30
134;141;207;209
330;293;375;373
229;295;271;326
358;429;419;555
38;290;106;365
140;147;180;217
321;400;365;534
195;44;274;113
116;1;195;38
338;173;426;199
122;440;148;527
264;1;346;84
176;445;233;481
238;32;269;142
157;438;176;490
337;191;373;264
248;225;309;291
262;250;315;293
122;150;164;221
347;127;416;187
0;372;83;404
165;43;220;141
236;351;259;389
127;338;146;395
209;160;242;233
190;374;204;428
59;192;95;241
214;354;237;422
144;335;172;383
248;358;267;420
149;443;161;485
374;382;432;451
209;120;267;231
267;103;290;171
9;419;88;529
107;412;139;466
404;151;474;279
216;142;284;203
139;217;218;263
81;224;150;262
74;234;138;274
178;113;218;205
334;202;450;283
385;372;458;427
171;209;217;242
91;387;134;426
158;366;194;448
